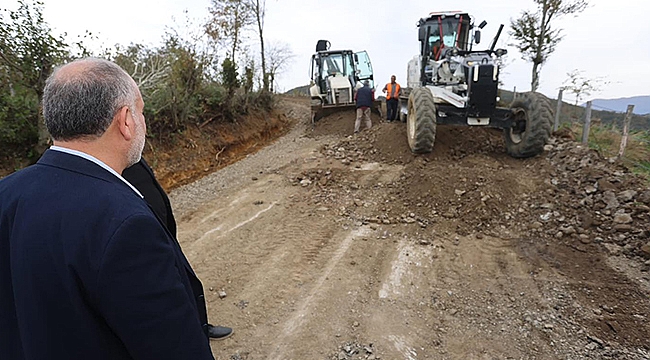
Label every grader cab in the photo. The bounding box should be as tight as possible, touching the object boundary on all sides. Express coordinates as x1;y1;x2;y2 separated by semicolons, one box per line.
400;11;553;158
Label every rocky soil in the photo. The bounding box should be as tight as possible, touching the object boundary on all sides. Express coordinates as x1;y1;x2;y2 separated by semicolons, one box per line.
171;97;650;359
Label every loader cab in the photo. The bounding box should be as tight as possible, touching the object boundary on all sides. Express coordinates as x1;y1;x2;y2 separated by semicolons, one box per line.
418;11;472;60
310;50;375;96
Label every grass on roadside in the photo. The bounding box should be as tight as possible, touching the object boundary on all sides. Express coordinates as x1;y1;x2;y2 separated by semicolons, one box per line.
567;122;650;182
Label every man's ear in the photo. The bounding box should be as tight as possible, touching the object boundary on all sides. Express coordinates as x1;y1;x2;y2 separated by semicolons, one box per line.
115;106;134;141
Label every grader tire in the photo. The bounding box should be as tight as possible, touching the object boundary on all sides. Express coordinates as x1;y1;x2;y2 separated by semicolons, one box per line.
504;92;553;158
407;88;436;153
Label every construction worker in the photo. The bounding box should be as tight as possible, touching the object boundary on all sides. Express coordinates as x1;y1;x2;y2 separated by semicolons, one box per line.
354;80;374;133
382;75;401;122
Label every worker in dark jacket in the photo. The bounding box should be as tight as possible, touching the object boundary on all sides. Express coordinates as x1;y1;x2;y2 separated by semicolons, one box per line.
354;80;374;133
122;158;234;341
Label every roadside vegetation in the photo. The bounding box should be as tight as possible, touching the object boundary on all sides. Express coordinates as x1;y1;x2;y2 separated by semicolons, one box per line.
0;0;292;173
578;124;650;180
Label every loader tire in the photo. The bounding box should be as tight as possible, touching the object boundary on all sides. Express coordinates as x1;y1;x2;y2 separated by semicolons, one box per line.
504;92;553;158
407;87;436;153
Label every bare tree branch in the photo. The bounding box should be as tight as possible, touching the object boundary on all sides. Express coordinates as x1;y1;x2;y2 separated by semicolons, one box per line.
265;40;294;92
509;0;588;91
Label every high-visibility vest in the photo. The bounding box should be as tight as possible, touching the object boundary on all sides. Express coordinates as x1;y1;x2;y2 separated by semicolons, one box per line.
386;83;400;100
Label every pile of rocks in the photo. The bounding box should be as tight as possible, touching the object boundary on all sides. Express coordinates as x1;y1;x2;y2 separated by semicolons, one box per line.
524;138;650;262
329;342;378;360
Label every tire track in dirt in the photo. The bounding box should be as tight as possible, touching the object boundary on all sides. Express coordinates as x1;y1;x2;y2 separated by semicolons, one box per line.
196;201;277;242
268;227;372;360
236;211;338;299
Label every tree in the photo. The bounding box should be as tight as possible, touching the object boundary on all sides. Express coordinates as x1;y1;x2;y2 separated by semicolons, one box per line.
242;60;255;93
509;0;588;92
247;0;268;91
561;69;608;105
206;0;253;64
0;0;70;155
265;41;294;93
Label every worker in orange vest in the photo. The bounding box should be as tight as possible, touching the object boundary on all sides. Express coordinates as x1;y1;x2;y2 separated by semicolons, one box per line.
382;75;401;122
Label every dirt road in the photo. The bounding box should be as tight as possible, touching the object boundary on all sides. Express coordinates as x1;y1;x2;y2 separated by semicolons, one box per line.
171;97;650;359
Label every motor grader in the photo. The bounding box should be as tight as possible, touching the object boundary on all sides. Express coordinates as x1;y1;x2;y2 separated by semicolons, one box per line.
309;40;382;123
399;11;553;158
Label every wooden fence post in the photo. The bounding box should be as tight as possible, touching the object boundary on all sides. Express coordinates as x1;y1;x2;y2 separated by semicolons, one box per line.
618;104;635;158
582;101;592;144
553;89;563;132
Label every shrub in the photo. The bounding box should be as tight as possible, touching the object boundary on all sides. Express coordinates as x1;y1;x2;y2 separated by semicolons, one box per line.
0;83;39;154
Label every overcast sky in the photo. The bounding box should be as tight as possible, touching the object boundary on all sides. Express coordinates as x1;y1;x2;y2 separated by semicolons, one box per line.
15;0;650;102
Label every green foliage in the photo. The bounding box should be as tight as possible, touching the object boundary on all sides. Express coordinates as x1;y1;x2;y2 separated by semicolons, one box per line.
0;0;279;173
206;0;254;63
232;87;274;115
216;58;274;120
577;122;650;181
160;35;204;132
561;69;608;105
0;0;70;96
105;33;275;134
105;28;211;136
0;83;38;149
197;82;226;114
221;58;239;96
509;0;588;91
243;61;255;93
0;0;72;155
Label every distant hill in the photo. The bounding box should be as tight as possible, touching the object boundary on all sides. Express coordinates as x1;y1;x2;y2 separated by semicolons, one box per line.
498;89;650;131
586;96;650;115
285;85;310;96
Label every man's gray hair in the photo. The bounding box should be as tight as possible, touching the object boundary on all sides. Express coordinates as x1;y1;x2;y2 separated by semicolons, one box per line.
43;58;138;141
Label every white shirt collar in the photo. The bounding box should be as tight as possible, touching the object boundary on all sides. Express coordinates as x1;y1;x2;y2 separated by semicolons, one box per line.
49;145;144;198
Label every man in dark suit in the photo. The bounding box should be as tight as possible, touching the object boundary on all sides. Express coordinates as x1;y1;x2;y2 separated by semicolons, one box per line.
0;58;214;359
123;158;233;340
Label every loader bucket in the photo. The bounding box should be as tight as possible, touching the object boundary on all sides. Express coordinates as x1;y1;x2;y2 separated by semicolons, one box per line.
311;101;383;124
311;103;357;124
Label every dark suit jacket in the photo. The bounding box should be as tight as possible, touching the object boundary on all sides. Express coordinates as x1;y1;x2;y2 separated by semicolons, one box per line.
0;150;214;360
122;158;177;237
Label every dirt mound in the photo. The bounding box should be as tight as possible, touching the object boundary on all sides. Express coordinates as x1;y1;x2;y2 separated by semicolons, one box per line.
303;109;650;354
312;109;508;165
174;99;649;359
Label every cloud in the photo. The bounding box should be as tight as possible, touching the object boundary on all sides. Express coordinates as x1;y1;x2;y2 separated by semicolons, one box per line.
34;0;650;99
